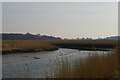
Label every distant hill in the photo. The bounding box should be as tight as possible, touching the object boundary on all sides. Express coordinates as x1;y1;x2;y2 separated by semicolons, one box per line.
1;33;119;40
1;33;61;40
102;36;120;40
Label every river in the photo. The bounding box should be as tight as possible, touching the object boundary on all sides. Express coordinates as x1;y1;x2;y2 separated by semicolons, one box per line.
2;48;110;78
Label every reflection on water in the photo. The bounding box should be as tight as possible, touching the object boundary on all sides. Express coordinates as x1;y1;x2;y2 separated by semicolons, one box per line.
2;48;110;78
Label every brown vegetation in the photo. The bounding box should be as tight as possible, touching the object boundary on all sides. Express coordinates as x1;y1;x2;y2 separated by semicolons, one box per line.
2;40;119;78
52;48;119;78
2;40;119;54
2;40;58;54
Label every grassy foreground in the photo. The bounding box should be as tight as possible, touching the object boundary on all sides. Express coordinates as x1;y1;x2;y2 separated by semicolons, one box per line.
52;48;119;78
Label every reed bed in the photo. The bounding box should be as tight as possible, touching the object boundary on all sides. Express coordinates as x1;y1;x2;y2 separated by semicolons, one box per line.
52;48;119;78
2;40;118;54
2;40;119;79
2;40;58;54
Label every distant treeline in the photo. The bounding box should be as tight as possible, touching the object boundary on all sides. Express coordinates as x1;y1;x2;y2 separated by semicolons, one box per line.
0;33;120;40
1;33;61;40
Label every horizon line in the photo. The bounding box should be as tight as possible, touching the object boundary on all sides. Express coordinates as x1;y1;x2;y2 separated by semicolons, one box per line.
1;32;119;39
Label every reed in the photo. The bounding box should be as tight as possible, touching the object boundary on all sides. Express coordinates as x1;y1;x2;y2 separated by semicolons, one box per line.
53;48;119;78
2;40;118;54
2;40;58;54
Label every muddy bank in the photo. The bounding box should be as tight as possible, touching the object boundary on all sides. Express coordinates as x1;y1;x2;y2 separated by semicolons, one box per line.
2;47;58;54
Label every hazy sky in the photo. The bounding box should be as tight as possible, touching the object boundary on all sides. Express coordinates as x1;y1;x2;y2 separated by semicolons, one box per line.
2;2;118;39
2;0;119;2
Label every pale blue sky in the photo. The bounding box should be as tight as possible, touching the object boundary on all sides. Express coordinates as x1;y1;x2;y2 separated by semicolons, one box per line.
2;2;118;39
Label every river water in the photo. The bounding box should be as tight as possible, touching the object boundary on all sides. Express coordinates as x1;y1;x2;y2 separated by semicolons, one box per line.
2;48;110;78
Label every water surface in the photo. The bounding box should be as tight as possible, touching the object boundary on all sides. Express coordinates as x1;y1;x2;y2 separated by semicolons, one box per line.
2;48;110;78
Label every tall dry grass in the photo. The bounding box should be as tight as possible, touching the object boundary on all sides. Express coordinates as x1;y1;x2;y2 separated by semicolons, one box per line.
2;40;55;49
2;40;58;53
53;48;119;78
50;40;118;44
2;40;118;51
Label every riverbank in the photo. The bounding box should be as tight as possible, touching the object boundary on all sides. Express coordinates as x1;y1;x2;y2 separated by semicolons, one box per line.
2;40;119;54
52;48;119;78
2;47;119;78
2;40;58;54
3;48;114;78
51;40;118;51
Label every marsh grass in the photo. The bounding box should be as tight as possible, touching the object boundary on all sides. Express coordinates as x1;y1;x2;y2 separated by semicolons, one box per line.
2;40;58;54
52;48;119;78
4;48;119;78
2;40;118;54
